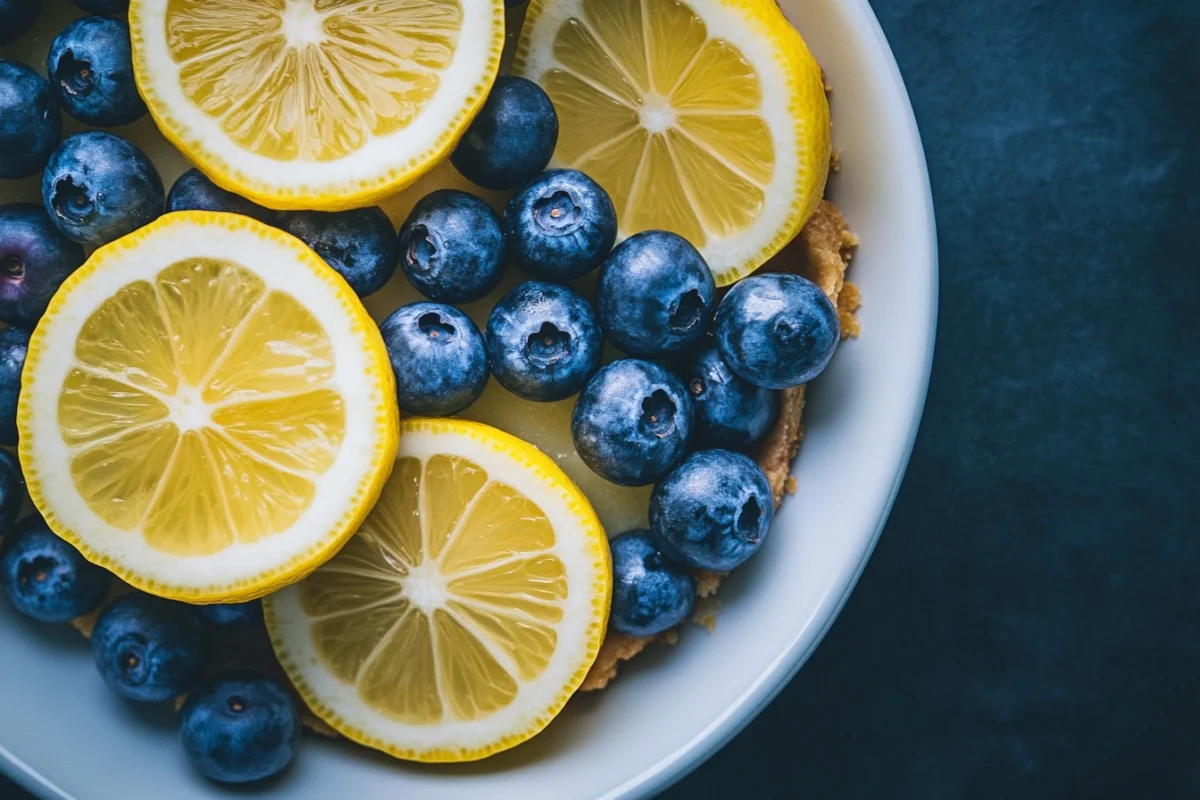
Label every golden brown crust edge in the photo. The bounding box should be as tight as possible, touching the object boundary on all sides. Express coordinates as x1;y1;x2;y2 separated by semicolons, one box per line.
580;200;860;692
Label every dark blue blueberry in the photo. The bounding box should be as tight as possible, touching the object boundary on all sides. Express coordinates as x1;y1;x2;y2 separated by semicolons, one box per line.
451;76;558;190
0;449;24;534
571;359;692;486
198;600;263;627
0;60;62;180
71;0;128;13
503;0;525;6
0;204;86;328
486;280;602;402
281;208;398;298
684;345;779;448
0;0;40;45
91;592;207;702
397;189;504;303
167;169;278;225
42;131;163;247
48;17;146;127
609;530;694;637
596;230;716;358
380;302;488;416
0;515;110;622
504;169;616;282
715;273;840;389
0;327;29;446
181;674;299;784
650;449;773;571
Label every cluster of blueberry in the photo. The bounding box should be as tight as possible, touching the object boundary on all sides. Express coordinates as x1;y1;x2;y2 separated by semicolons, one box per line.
0;449;299;782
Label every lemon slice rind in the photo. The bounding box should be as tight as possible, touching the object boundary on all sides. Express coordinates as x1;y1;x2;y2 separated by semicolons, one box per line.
265;418;611;763
129;0;505;211
17;212;399;602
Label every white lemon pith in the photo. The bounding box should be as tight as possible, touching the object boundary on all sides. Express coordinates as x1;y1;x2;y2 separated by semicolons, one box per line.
514;0;830;285
130;0;505;210
17;212;399;602
266;418;611;763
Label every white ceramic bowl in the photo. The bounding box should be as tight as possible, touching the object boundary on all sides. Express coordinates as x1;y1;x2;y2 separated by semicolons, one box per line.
0;0;936;796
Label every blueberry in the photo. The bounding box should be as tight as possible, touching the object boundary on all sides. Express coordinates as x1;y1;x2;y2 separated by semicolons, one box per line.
42;131;163;247
0;327;30;446
0;0;40;46
486;280;602;402
397;190;504;304
596;230;716;358
380;302;488;416
70;0;128;14
684;346;779;448
571;359;692;486
281;208;398;298
451;76;559;190
91;593;207;702
48;17;146;127
198;600;263;627
609;530;694;637
181;674;299;784
650;449;773;571
0;516;110;622
0;60;62;180
504;169;617;282
0;204;86;328
167;169;278;226
715;273;840;389
0;449;24;534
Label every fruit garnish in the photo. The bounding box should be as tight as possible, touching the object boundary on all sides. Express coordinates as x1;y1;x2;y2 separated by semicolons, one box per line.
129;0;506;210
265;417;611;763
17;211;399;602
514;0;831;285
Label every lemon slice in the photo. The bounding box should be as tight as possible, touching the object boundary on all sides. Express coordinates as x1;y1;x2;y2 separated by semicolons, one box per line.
17;212;399;602
129;0;505;210
265;418;611;762
514;0;830;285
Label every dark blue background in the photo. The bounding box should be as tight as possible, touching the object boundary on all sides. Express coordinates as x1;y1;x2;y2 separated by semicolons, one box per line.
6;0;1199;797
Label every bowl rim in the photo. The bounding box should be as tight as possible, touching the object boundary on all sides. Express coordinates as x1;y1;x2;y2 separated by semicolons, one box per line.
0;0;936;796
599;2;939;797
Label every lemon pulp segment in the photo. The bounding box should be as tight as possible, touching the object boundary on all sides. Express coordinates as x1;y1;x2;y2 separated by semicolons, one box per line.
59;257;344;557
299;452;567;724
164;0;464;162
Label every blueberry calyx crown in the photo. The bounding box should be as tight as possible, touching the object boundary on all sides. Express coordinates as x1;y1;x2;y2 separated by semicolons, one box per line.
54;50;94;98
641;389;677;439
668;289;704;333
526;321;572;366
735;494;763;544
533;189;583;235
404;224;438;272
51;177;96;225
418;311;456;341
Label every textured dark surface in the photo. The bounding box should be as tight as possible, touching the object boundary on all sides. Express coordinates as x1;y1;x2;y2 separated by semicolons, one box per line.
4;0;1199;796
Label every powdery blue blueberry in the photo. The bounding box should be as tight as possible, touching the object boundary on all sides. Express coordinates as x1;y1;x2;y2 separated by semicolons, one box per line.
609;530;694;637
181;674;299;784
0;515;111;622
167;169;278;226
503;169;616;282
48;16;146;127
486;280;602;402
397;190;504;304
684;345;779;449
0;60;62;179
92;593;207;702
42;131;163;247
571;359;692;486
650;449;774;571
380;302;488;416
198;600;263;627
597;230;716;358
451;76;558;190
0;327;30;445
0;204;85;328
0;0;40;45
70;0;127;14
281;208;399;298
0;449;24;534
715;273;840;389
